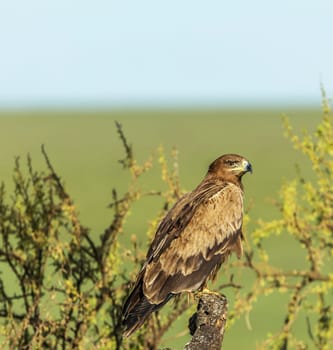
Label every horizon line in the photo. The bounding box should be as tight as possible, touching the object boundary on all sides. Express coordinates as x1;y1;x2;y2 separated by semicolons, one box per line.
0;97;322;112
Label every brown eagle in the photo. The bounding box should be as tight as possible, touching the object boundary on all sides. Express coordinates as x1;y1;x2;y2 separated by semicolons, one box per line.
122;154;252;337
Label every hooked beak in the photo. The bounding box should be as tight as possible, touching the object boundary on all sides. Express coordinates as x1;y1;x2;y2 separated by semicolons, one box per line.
243;160;253;174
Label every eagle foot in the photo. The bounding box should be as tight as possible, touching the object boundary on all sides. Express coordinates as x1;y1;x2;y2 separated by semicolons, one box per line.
195;287;222;300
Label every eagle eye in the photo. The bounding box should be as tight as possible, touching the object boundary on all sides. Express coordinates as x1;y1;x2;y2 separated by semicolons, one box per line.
224;159;238;167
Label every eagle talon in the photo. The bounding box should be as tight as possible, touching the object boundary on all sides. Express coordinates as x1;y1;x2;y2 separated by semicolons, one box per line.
195;288;222;299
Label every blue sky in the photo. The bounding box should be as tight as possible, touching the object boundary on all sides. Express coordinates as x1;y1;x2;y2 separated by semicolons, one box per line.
0;0;332;107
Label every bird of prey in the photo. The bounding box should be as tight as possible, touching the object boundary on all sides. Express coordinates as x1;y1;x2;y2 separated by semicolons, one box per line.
122;153;252;337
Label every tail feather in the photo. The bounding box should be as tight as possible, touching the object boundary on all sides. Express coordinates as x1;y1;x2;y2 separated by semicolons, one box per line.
122;296;156;337
122;281;173;337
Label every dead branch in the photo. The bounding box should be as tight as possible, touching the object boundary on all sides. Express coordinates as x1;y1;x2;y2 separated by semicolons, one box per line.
184;292;228;350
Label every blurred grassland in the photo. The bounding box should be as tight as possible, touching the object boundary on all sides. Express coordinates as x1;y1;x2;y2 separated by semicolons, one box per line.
0;108;320;232
0;107;323;349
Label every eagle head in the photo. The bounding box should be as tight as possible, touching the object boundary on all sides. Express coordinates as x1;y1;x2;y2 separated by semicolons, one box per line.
208;154;252;180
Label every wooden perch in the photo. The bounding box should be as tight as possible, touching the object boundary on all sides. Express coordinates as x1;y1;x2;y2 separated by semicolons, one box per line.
184;292;228;350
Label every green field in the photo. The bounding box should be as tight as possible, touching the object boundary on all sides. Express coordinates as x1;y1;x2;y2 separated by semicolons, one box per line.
0;107;323;349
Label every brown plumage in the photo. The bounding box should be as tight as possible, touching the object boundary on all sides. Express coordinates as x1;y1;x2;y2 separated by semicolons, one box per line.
122;154;252;337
